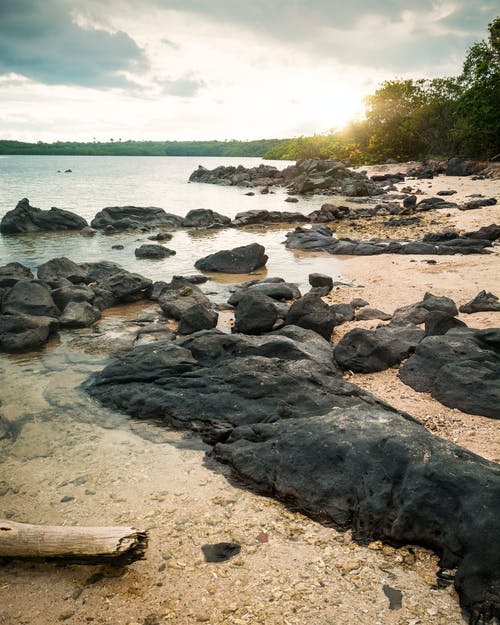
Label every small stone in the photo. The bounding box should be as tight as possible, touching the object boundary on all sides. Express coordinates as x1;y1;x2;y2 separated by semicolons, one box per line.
60;495;75;503
59;611;75;621
341;559;362;574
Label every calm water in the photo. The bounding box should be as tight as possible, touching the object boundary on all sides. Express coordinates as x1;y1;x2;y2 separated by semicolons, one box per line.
0;155;347;289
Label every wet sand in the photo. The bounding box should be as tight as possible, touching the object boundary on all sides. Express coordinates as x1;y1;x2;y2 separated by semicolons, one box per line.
1;165;499;625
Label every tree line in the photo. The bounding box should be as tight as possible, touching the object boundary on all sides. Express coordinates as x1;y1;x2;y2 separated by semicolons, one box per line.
0;138;287;158
264;17;499;164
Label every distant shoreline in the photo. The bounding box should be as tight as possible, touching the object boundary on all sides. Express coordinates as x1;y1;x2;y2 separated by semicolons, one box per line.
0;139;288;158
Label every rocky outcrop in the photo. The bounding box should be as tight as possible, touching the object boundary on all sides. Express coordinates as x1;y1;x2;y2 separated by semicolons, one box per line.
195;243;268;273
134;244;176;259
0;198;88;234
231;210;309;227
0;263;34;287
284;225;493;256
459;291;500;314
90;206;182;231
37;257;87;285
181;209;231;228
85;327;500;622
334;321;424;372
399;328;500;418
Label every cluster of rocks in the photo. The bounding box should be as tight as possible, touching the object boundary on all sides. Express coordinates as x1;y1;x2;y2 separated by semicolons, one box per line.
85;319;500;623
284;224;497;256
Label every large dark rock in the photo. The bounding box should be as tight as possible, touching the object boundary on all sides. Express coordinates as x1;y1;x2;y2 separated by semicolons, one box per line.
446;157;474;176
177;304;218;335
334;322;424;372
286;293;337;340
231;210;309;227
399;328;500;418
228;279;300;306
424;311;468;336
158;278;213;320
212;408;500;624
233;291;279;334
195;243;268;273
0;198;88;234
86;326;500;622
91;206;182;231
393;293;458;325
59;302;101;328
134;244;176;259
308;273;333;291
0;263;34;288
308;204;350;222
0;314;58;352
51;285;95;311
459;291;500;314
37;257;87;285
463;224;500;242
181;209;231;228
101;271;152;303
329;303;355;324
355;307;392;321
80;261;123;283
2;280;59;318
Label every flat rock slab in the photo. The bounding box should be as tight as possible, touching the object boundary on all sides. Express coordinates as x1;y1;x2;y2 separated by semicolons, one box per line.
399;328;500;418
85;327;500;622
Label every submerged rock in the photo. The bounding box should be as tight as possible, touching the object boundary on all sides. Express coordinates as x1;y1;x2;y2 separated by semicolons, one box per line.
0;314;58;352
195;243;268;273
0;198;88;234
134;244;176;259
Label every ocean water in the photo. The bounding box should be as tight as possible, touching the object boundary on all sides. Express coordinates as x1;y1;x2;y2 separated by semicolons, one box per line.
0;155;347;288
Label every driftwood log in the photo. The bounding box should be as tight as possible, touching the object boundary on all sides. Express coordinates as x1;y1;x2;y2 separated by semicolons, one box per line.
0;519;148;565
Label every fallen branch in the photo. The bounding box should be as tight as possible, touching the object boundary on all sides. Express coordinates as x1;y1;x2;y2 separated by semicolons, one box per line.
0;519;148;565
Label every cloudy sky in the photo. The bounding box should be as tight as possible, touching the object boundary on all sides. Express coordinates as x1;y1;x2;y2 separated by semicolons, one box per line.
0;0;497;142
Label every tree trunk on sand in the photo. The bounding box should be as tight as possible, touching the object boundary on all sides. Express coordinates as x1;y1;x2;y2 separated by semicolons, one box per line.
0;519;148;565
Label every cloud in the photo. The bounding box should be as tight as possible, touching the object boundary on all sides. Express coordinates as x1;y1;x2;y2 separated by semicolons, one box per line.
160;76;205;97
0;0;148;88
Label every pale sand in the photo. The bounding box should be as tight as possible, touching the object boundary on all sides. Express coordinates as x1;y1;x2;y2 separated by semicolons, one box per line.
1;167;499;625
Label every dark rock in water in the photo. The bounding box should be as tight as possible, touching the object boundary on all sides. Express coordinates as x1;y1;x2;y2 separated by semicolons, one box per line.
308;273;333;291
92;287;116;311
181;209;231;228
231;209;309;227
86;327;500;620
309;204;350;222
51;285;95;311
393;293;458;325
463;224;500;242
459;291;500;314
0;198;88;234
37;257;87;285
177;303;218;335
334;321;424;373
201;543;241;563
424;311;468;336
148;232;173;241
355;307;392;321
399;328;500;418
446;157;474;176
228;279;300;306
0;263;34;288
233;291;279;335
79;226;97;237
285;196;299;203
286;293;337;340
172;274;208;285
111;244;124;250
101;271;152;303
91;206;182;231
59;302;101;328
134;244;176;259
2;280;59;318
195;243;268;274
80;260;123;283
158;278;212;320
0;313;58;352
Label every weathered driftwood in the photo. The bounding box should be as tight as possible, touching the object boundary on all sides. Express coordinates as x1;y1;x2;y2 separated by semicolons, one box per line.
0;519;148;565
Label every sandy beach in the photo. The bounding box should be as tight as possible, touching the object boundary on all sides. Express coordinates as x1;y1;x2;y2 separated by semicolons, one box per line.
1;166;499;625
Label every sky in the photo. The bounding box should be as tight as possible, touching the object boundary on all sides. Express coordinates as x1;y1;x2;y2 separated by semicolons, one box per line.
0;0;497;142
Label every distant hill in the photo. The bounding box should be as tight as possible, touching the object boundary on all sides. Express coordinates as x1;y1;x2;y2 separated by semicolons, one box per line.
0;139;289;157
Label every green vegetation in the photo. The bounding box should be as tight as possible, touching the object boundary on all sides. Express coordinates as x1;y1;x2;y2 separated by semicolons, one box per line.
264;17;500;164
0;138;288;157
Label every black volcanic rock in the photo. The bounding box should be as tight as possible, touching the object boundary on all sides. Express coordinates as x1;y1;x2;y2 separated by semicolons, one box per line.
195;243;268;273
181;209;231;228
459;291;500;314
0;198;88;234
286;293;338;340
0;314;58;352
177;303;218;335
37;257;87;285
233;291;279;335
399;328;500;418
0;263;34;288
91;206;182;231
2;280;59;318
334;322;424;372
134;244;176;259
